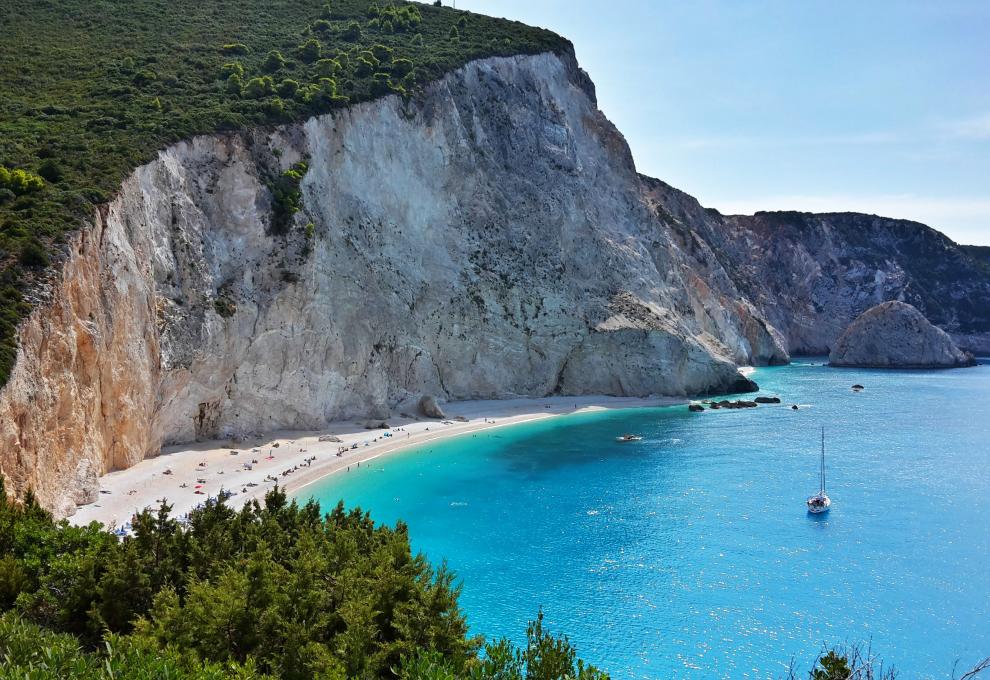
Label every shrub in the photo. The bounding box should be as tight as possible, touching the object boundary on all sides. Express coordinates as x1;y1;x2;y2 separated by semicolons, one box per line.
391;57;414;77
262;49;285;72
263;96;286;116
448;25;459;40
341;20;362;40
370;72;392;96
0;167;44;195
132;69;157;85
354;55;376;77
276;78;299;98
242;76;275;98
311;18;332;34
19;240;49;268
269;161;308;234
220;42;249;55
213;298;236;318
370;43;393;62
225;73;243;95
220;61;244;78
296;38;321;62
36;159;63;183
313;58;340;77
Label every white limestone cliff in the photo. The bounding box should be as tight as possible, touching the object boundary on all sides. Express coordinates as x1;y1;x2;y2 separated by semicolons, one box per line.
0;52;785;516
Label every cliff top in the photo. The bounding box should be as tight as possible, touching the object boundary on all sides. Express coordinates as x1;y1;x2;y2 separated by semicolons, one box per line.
0;0;569;385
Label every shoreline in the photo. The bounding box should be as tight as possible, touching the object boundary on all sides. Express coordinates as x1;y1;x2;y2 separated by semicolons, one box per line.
70;394;688;528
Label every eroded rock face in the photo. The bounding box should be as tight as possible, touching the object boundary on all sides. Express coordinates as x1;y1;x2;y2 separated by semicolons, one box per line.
0;52;785;515
829;301;976;368
640;180;990;355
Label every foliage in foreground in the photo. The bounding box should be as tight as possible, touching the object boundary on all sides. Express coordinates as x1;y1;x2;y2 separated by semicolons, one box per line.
0;0;569;387
0;479;603;679
2;480;986;679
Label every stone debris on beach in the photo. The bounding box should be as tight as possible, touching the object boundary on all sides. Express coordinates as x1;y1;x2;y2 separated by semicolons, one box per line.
418;395;446;419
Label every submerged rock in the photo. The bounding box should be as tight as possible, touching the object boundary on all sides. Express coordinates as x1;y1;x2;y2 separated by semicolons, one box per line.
829;301;976;369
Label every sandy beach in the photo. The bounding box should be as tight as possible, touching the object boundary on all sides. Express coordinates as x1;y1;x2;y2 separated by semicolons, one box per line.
70;395;686;529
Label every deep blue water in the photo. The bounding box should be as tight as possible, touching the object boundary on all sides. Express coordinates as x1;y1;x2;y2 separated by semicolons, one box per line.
305;360;990;678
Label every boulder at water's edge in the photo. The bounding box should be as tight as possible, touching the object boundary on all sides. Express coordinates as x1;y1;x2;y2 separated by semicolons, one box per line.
829;301;976;369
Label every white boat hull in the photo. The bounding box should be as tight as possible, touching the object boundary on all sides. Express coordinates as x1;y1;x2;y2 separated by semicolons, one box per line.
807;494;831;514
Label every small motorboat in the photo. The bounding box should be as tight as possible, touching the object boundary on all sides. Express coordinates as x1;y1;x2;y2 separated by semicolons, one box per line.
615;434;643;443
806;426;831;514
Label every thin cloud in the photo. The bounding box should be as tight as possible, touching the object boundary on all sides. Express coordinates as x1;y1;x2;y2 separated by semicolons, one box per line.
671;131;900;151
939;113;990;140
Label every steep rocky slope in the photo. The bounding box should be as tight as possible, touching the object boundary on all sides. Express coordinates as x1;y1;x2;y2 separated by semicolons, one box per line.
829;301;976;368
3;47;989;516
642;179;990;354
0;52;781;515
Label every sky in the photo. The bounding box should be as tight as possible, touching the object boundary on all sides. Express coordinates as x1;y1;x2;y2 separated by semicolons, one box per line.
443;1;990;245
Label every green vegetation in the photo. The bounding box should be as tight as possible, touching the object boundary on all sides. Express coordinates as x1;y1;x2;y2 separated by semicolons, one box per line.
0;0;569;388
0;479;608;679
2;480;982;678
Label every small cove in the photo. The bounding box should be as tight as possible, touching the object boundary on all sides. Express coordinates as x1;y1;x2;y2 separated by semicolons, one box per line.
305;360;990;678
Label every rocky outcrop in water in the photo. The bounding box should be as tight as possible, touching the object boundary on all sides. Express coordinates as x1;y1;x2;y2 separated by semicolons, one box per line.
829;301;976;368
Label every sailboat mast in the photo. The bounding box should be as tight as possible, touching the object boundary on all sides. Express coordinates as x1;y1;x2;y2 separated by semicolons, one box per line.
820;426;826;493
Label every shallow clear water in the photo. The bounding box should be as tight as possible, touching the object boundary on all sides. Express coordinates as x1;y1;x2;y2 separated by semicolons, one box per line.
305;361;990;678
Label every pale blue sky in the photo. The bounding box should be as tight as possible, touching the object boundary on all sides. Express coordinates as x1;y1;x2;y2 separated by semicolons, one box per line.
448;1;990;245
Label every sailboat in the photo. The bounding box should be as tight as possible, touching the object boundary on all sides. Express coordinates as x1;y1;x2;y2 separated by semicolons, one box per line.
806;426;831;514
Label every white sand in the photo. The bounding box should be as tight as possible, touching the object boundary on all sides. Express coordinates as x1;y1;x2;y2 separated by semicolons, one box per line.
70;395;687;528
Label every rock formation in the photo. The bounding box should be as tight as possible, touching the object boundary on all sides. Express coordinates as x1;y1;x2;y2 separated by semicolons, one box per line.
1;49;988;517
418;396;446;419
0;52;784;515
829;301;976;368
641;182;990;355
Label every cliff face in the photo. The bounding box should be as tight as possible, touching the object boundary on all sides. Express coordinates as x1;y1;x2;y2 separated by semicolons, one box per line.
0;52;784;516
4;50;988;516
829;301;976;368
642;179;990;354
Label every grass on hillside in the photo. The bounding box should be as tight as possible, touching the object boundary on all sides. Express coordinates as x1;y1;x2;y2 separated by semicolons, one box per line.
0;0;569;386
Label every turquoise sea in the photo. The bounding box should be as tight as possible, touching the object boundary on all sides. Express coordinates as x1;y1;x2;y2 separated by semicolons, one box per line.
304;360;990;678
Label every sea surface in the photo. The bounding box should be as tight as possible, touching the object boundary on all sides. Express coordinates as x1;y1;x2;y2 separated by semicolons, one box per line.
304;360;990;678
